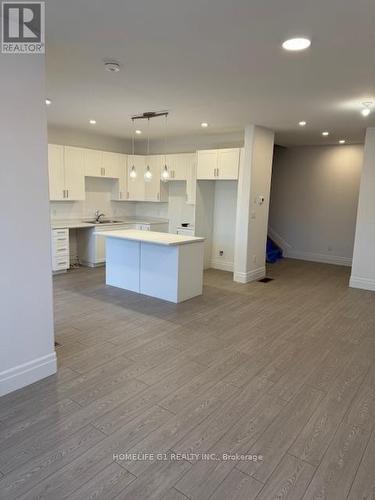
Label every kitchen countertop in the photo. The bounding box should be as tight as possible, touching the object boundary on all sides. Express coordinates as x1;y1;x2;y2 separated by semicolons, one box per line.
51;217;169;229
97;229;204;246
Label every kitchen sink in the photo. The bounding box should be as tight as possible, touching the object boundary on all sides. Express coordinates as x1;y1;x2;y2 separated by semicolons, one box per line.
84;220;125;225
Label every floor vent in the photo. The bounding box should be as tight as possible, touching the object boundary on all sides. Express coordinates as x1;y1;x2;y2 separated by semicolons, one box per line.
54;341;62;348
258;277;274;283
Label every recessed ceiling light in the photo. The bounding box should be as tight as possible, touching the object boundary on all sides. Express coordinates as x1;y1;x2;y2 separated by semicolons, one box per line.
104;61;120;73
45;98;52;105
282;38;311;51
89;119;96;125
299;121;307;126
322;131;329;136
135;129;142;134
339;140;346;144
201;122;209;128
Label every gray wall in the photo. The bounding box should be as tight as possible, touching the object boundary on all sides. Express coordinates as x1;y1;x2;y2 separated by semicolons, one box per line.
269;144;363;265
0;54;56;395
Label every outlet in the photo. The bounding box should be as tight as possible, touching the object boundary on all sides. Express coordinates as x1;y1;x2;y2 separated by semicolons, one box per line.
219;250;224;257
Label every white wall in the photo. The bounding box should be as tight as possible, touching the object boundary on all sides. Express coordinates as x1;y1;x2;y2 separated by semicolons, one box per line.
350;129;375;290
48;125;131;153
234;126;275;282
0;55;56;396
269;145;363;266
211;181;238;271
147;131;244;154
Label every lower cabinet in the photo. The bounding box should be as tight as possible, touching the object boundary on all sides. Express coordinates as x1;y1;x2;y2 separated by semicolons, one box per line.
51;229;70;272
77;223;169;266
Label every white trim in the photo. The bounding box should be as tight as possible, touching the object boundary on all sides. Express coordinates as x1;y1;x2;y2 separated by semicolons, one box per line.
234;266;265;283
285;250;352;267
268;226;292;251
349;276;375;292
210;259;234;272
0;352;57;397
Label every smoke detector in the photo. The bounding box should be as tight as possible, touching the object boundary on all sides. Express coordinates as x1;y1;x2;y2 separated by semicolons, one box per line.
104;61;120;73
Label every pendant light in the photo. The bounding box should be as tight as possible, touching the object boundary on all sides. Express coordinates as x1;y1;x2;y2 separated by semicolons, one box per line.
129;120;137;179
161;114;170;182
144;118;152;182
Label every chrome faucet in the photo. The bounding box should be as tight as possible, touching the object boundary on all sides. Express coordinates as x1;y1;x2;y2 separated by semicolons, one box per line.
95;210;105;223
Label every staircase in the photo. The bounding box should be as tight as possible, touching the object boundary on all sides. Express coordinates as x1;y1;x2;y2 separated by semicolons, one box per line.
266;237;283;263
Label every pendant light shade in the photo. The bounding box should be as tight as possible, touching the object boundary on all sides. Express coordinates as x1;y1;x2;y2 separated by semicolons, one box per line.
144;118;153;182
161;164;170;182
144;165;152;181
129;120;137;179
130;165;137;178
161;114;170;182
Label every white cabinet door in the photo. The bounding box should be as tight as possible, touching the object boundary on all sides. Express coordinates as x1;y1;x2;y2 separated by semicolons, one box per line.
127;155;145;200
197;150;217;179
217;148;240;180
186;154;197;205
64;147;85;200
111;154;128;200
48;144;65;201
145;155;163;201
102;152;121;178
84;149;103;177
167;154;187;180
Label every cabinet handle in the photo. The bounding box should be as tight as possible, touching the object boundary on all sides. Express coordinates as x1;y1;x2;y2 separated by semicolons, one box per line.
120;191;122;199
67;189;69;198
127;191;129;199
103;168;106;176
157;192;160;201
217;168;219;177
63;189;65;198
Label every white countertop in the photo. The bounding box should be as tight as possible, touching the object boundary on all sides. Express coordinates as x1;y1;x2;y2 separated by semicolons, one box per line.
51;217;169;229
97;229;204;246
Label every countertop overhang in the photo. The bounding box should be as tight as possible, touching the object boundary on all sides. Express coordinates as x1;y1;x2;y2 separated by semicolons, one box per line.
97;229;204;246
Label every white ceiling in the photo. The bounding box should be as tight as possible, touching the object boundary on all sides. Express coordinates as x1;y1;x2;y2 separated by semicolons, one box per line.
46;0;375;146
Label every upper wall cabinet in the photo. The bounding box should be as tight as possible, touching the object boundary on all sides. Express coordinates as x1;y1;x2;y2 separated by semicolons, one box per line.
84;149;122;178
145;156;168;202
48;144;65;201
111;154;128;201
197;148;240;180
127;155;146;201
48;144;85;201
166;154;187;180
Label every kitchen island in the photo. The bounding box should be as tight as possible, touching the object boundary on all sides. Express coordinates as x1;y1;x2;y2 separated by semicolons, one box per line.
98;230;205;303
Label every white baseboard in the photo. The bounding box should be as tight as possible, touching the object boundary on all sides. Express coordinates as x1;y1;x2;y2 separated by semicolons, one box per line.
0;352;57;397
210;259;234;272
234;266;265;283
285;250;352;267
349;276;375;292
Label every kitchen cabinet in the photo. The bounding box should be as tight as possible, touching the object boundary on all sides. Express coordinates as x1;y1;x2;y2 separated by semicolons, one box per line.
64;147;85;200
83;149;102;177
166;154;187;180
197;148;240;180
48;144;65;201
144;156;168;202
127;155;146;200
51;228;69;272
84;149;122;178
48;144;85;201
185;154;197;205
111;154;128;201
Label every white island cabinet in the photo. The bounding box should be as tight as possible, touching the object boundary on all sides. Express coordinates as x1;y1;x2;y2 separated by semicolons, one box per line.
98;230;205;303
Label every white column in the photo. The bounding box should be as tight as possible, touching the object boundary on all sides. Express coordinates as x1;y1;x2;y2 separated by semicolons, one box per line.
350;128;375;291
234;125;275;283
0;54;56;396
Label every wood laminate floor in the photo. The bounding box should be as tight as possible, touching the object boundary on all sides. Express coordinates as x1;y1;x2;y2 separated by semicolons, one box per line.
1;259;375;500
